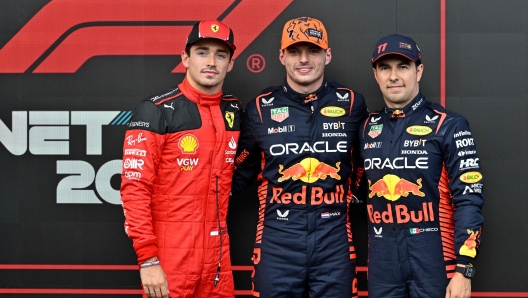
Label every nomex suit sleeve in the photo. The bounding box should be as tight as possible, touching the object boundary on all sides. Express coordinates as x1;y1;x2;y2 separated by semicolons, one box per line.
442;115;484;265
120;101;166;264
231;100;262;194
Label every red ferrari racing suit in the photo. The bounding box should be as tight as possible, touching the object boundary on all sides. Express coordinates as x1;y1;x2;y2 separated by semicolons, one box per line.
120;78;241;297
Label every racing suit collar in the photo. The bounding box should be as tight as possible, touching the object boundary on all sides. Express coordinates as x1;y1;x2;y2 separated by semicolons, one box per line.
282;79;329;105
384;92;425;119
179;77;223;106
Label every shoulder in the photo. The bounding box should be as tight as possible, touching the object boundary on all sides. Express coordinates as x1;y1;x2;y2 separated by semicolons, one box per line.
246;85;282;110
327;81;365;100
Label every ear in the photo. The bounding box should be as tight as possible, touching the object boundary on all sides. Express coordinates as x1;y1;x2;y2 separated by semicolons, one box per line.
279;49;286;66
416;63;424;83
227;57;235;72
325;48;332;65
181;50;190;68
373;67;380;85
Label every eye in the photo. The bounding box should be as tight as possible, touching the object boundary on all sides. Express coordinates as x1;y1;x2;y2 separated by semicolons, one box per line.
217;53;227;59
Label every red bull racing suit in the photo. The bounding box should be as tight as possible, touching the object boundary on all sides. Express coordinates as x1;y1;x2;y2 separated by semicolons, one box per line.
232;80;368;298
120;78;241;297
359;94;484;297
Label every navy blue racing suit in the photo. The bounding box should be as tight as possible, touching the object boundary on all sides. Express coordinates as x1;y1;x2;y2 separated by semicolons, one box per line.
232;80;368;298
359;94;484;298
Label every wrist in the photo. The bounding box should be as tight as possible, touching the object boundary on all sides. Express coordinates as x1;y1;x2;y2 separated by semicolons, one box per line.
140;257;160;268
455;263;475;279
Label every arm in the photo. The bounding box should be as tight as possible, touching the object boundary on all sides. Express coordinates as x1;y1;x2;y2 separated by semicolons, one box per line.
120;101;169;297
351;93;370;203
231;102;262;194
442;116;484;298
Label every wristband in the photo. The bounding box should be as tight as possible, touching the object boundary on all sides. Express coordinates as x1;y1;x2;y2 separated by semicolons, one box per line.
140;258;160;268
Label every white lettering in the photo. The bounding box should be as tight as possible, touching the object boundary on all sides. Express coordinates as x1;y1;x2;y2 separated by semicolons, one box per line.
364;157;429;170
270;141;347;156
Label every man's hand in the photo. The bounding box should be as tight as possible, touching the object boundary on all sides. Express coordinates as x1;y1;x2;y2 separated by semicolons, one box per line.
140;258;169;298
445;271;471;298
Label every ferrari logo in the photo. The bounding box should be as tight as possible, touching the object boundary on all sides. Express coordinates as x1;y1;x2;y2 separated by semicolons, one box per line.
225;111;234;128
211;24;219;33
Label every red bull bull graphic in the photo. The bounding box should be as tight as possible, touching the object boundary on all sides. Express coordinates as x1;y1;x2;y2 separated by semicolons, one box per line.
460;229;479;258
368;174;425;201
278;158;341;183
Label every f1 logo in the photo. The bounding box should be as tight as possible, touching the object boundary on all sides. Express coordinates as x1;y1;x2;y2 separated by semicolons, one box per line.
0;0;293;73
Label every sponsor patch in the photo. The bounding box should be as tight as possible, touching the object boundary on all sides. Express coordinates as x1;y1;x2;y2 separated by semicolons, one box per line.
368;124;383;138
179;134;199;154
459;171;482;183
406;126;432;136
270;107;289;122
320;106;345;117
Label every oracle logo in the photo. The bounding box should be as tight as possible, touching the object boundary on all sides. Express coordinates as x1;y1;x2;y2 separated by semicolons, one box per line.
0;0;293;73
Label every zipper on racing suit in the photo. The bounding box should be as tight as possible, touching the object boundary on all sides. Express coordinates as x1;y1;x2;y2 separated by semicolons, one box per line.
214;175;222;286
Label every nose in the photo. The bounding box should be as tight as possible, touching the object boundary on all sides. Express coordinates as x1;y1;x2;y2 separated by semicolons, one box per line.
389;68;398;81
299;49;310;63
206;54;216;67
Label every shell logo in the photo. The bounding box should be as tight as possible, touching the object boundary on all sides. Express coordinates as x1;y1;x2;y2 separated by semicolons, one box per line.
320;106;346;117
459;171;482;183
178;134;199;154
406;125;432;136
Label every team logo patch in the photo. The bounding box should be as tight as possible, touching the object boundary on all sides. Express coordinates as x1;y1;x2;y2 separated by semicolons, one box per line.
320;106;345;117
368;174;425;201
270;107;289;122
368;124;383;138
211;24;219;33
225;111;234;128
278;158;340;183
179;134;199;154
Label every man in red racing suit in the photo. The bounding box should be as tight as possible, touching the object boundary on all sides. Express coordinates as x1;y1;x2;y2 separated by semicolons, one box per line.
120;20;240;298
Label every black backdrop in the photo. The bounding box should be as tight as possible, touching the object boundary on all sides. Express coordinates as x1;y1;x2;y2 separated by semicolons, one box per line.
1;0;526;297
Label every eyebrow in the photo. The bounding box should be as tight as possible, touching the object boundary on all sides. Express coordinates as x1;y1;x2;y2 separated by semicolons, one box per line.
193;46;228;54
378;60;411;68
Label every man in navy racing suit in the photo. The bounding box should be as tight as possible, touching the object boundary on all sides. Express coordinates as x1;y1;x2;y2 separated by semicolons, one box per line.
360;34;484;298
232;17;368;298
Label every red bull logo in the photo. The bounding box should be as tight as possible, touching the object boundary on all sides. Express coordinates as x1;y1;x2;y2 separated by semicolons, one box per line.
460;229;479;258
367;202;434;224
368;174;425;201
270;185;345;205
278;158;341;183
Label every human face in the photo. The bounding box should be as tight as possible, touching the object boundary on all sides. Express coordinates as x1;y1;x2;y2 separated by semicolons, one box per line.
373;56;424;108
181;39;234;94
279;42;331;93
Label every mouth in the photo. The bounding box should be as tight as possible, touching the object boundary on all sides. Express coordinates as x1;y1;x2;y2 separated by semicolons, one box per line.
295;65;313;74
387;85;404;90
202;69;219;75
